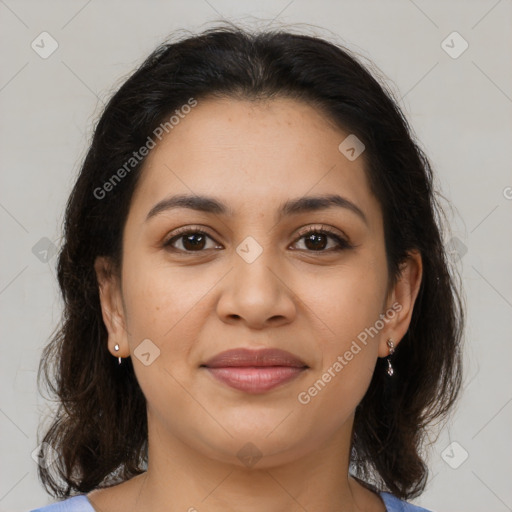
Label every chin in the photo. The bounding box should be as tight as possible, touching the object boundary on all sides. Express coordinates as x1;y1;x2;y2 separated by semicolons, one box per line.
195;428;317;470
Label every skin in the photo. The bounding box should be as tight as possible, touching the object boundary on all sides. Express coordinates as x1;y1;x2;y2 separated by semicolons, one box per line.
91;97;422;512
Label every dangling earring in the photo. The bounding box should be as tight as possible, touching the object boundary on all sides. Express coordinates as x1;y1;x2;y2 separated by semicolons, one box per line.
386;339;395;376
114;343;122;365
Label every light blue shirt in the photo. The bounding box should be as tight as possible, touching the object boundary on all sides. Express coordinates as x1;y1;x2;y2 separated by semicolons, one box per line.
30;491;433;511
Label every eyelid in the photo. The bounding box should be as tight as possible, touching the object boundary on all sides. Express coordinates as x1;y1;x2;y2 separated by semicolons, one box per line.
294;223;349;240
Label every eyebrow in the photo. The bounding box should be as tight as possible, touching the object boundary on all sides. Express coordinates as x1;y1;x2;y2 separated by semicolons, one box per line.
145;193;368;226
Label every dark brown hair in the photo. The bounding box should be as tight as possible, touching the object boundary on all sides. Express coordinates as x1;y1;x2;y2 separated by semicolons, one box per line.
37;22;464;500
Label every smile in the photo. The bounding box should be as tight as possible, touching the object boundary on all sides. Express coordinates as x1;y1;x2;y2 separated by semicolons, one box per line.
201;347;309;394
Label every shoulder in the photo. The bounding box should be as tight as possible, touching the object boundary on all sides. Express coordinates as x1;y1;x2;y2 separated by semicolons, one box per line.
29;495;95;512
379;491;435;512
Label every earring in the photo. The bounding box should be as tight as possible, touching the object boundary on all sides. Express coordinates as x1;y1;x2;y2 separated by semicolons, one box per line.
386;339;395;377
114;343;122;365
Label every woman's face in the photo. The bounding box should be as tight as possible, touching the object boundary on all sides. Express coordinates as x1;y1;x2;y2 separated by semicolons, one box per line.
96;96;421;467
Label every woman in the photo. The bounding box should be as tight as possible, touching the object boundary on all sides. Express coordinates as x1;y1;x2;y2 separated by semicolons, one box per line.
31;23;464;512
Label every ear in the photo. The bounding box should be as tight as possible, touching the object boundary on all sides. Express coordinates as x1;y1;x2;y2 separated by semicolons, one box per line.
94;256;129;359
378;249;423;357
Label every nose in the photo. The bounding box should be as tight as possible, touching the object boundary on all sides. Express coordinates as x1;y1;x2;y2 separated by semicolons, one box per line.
215;243;297;329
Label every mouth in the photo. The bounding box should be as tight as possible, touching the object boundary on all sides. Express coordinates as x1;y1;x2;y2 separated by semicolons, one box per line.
200;348;309;394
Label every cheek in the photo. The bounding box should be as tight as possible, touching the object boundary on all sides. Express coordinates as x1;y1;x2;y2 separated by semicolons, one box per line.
296;271;385;427
298;255;387;402
121;257;207;338
120;257;219;393
307;260;388;343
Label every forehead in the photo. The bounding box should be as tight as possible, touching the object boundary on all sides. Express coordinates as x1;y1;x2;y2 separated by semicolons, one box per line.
127;97;381;227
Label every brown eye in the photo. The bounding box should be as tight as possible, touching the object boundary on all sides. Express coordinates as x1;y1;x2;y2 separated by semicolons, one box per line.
163;225;353;255
164;229;220;253
306;232;327;250
292;226;353;253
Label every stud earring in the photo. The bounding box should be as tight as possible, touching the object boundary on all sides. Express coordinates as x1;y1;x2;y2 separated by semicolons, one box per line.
114;343;122;365
386;339;395;377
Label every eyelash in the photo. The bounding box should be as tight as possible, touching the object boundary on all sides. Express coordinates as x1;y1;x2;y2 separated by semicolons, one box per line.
163;225;354;254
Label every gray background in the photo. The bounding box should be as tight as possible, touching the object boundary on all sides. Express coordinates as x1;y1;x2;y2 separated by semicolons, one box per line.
1;1;511;511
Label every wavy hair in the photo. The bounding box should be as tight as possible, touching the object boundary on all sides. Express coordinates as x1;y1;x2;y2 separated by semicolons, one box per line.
37;22;464;500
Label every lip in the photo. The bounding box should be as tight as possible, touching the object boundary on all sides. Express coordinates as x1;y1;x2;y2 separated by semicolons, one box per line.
203;348;307;368
201;348;308;394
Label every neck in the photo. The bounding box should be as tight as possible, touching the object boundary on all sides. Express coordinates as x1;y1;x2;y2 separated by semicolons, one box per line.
124;412;384;512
